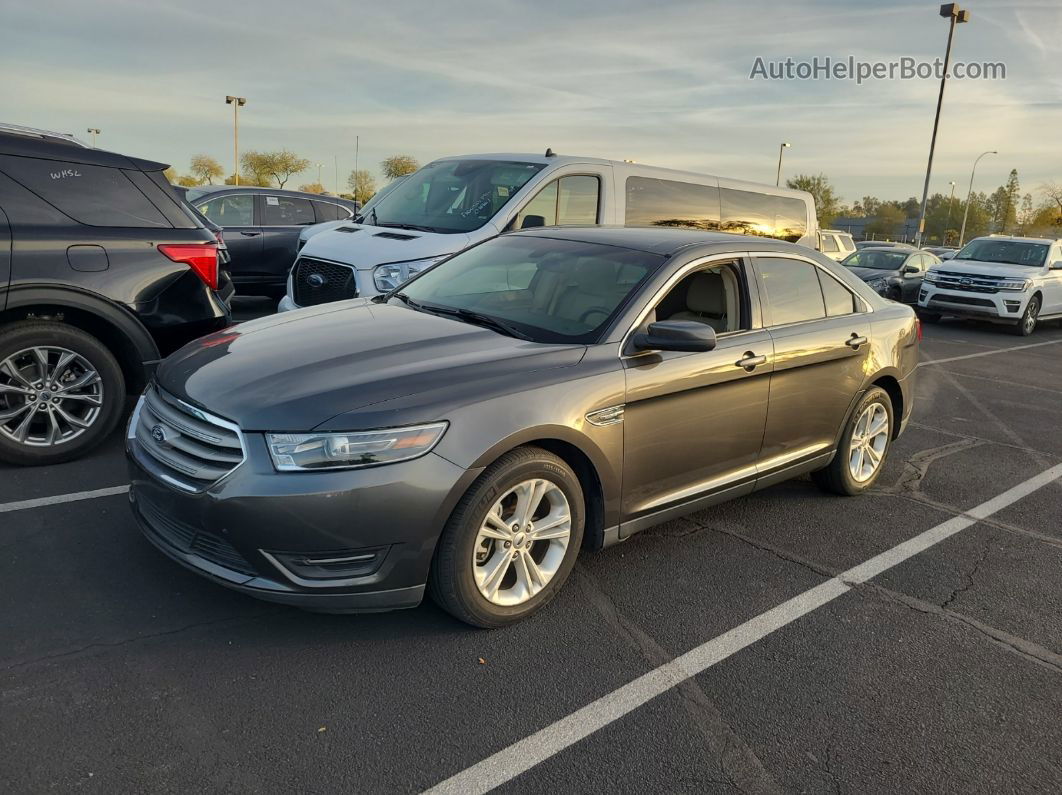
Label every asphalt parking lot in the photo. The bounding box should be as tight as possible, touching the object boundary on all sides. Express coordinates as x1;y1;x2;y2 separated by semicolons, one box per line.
3;310;1061;794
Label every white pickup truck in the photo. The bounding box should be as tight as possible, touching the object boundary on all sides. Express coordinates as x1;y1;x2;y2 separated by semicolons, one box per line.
918;235;1062;335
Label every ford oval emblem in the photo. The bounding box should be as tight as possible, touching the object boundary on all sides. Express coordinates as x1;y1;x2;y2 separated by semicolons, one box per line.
307;273;327;287
960;277;972;286
150;424;167;443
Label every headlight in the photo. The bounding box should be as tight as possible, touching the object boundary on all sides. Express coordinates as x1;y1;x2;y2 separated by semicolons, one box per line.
997;278;1031;291
373;256;447;292
267;422;448;471
867;277;888;292
923;271;940;283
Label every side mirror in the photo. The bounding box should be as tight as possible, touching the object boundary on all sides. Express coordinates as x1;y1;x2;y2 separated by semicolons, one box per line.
904;265;920;275
520;214;546;229
1050;261;1062;270
632;320;717;353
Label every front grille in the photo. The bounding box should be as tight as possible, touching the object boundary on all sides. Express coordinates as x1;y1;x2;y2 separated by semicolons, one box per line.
930;295;995;308
293;257;357;306
139;496;257;577
930;270;1005;294
134;386;244;491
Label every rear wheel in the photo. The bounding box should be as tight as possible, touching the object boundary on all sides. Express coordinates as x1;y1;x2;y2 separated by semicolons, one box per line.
1012;296;1040;336
429;446;584;628
812;386;893;496
0;322;125;466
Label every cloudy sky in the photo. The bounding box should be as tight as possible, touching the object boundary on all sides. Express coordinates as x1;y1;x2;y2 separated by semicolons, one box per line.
2;0;1058;203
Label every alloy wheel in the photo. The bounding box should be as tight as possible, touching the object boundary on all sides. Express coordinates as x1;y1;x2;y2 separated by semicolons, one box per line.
848;402;889;483
472;478;572;606
0;346;104;447
1023;299;1039;335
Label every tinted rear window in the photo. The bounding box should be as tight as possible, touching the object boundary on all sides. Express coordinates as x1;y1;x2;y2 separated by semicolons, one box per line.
721;188;808;243
262;196;315;225
625;176;721;231
0;155;170;228
312;200;351;222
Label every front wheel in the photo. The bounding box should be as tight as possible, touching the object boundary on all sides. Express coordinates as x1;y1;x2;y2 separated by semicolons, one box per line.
1012;296;1040;336
0;322;125;465
429;446;585;628
812;387;894;496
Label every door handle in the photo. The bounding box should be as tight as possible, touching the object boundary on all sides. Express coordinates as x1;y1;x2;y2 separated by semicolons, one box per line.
735;352;767;371
239;231;262;237
846;334;868;349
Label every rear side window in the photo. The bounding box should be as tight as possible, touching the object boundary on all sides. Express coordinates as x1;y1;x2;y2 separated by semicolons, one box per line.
312;201;349;222
515;175;600;229
0;155;170;228
262;196;315;225
817;269;857;316
197;194;253;226
839;234;856;252
624;176;720;231
721;188;808;242
757;257;826;326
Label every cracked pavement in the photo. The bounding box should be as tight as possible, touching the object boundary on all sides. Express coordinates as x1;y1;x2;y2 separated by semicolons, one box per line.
2;316;1062;793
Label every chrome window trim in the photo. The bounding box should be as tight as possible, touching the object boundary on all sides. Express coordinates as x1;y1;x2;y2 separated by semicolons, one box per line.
748;251;872;328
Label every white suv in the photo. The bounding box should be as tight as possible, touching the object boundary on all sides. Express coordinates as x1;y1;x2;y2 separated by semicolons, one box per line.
918;235;1062;335
818;229;856;261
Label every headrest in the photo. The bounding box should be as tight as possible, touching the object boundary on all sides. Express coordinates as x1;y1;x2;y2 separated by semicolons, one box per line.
687;272;725;315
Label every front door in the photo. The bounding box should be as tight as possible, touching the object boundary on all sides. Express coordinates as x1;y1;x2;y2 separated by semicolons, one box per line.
620;259;772;529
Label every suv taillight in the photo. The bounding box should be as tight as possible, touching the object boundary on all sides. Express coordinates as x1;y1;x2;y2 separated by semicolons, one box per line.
158;242;219;290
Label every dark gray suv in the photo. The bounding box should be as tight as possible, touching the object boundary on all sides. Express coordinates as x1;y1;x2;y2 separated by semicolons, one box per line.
126;227;919;627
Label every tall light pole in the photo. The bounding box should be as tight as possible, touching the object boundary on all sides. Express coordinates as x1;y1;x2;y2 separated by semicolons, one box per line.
915;3;970;248
315;162;323;185
776;142;790;187
958;149;996;246
943;180;957;242
225;96;247;185
334;155;339;195
86;128;100;148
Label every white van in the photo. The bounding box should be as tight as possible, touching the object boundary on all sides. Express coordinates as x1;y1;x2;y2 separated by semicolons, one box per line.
278;152;818;311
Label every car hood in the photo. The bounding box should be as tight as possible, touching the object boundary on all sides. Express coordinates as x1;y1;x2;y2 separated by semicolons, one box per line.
298;219;349;243
847;267;898;281
932;259;1040;278
156;301;585;431
297;223;474;269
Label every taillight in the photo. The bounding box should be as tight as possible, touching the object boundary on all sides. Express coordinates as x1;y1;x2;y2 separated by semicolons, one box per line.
158;242;219;290
915;317;923;341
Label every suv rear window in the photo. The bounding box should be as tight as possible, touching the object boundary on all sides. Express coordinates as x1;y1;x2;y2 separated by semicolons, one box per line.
0;156;170;228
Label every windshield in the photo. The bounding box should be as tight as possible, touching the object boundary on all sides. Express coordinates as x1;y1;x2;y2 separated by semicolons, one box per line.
365;160;545;234
841;250;909;270
954;239;1049;267
185;187;210;203
393;236;662;343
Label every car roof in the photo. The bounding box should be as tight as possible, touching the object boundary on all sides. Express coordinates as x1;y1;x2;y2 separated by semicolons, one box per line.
0;125;169;171
975;235;1059;245
506;225;814;256
188;185;358;205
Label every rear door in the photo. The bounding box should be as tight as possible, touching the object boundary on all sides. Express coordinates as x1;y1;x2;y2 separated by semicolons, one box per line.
195;192;261;285
754;254;872;468
259;194;316;287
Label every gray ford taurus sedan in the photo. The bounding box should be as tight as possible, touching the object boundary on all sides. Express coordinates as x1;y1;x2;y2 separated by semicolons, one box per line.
126;227;919;627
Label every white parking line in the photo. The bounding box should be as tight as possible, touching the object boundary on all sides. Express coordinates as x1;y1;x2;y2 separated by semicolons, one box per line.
919;337;1062;367
424;461;1062;794
0;485;129;513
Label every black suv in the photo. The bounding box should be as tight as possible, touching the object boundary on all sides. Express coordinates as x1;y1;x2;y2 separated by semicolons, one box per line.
0;124;232;465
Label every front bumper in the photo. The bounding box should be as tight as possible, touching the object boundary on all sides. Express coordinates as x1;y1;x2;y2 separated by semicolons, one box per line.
126;422;481;613
917;284;1028;322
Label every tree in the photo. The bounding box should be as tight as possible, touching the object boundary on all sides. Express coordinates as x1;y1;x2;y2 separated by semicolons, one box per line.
177;175;200;187
240;150;310;188
298;182;327;194
347;169;377;204
162;167;178;184
1019;193;1034;234
786;173;841;227
866;205;906;239
998;169;1020;234
1039;182;1062;216
381;155;419;180
189;154;224;185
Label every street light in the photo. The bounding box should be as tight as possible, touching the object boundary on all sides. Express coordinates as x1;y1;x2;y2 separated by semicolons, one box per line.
776;142;791;187
225;96;247;185
315;162;323;185
958;150;997;246
914;3;971;247
86;128;100;148
944;180;957;242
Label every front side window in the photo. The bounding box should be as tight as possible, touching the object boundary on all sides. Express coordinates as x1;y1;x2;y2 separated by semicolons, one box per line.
821;234;839;253
515;175;600;229
197;194;253;226
757;257;826;326
954;239;1048;267
366;159;545;234
261;196;315;225
652;262;747;334
395;236;662;343
0;155;170;228
624;176;721;231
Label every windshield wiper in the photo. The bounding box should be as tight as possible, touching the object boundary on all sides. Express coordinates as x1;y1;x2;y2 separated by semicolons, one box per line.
376;221;439;234
386;291;422;308
416;303;533;341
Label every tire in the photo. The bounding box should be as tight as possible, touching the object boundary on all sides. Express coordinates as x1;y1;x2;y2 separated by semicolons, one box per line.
812;386;894;496
429;446;585;628
0;322;125;466
1012;295;1040;336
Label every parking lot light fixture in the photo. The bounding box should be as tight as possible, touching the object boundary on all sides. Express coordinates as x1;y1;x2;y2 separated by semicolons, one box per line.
958;149;996;246
776;142;790;187
915;3;971;248
86;127;100;148
225;96;247;185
